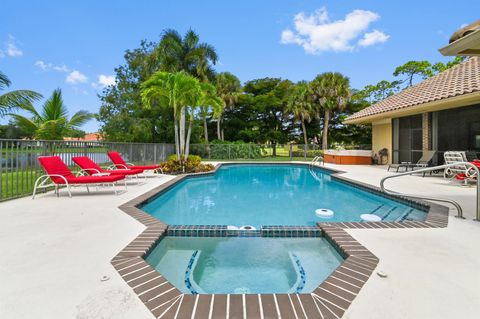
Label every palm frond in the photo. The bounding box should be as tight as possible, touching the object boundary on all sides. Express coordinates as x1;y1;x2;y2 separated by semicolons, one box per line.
0;90;43;117
0;71;11;90
9;113;38;136
68;110;93;128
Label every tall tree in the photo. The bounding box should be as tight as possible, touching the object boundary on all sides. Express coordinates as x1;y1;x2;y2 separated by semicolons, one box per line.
215;72;241;140
141;71;203;161
149;29;217;81
286;81;313;145
310;72;351;150
10;89;92;140
393;60;433;87
0;71;42;117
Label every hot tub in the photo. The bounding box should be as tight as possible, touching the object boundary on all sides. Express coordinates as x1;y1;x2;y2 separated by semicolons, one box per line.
323;150;372;165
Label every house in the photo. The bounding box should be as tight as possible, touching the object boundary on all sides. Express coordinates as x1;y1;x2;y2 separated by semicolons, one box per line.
63;132;103;142
344;21;480;165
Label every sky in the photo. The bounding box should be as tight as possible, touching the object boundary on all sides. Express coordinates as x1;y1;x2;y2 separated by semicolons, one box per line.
1;0;477;132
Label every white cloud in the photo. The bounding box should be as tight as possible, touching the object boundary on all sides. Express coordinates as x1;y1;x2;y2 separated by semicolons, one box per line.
358;29;390;47
0;35;23;58
281;7;389;54
66;70;88;84
460;23;468;28
97;74;115;87
35;60;70;73
6;35;23;57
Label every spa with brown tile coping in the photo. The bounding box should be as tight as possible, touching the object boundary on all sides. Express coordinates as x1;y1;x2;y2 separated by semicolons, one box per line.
112;163;449;319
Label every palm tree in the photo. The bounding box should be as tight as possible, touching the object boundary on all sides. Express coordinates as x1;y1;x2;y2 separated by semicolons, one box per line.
10;89;92;140
0;71;42;117
215;72;241;140
141;71;202;161
149;29;218;81
286;81;313;146
198;83;223;144
310;72;350;150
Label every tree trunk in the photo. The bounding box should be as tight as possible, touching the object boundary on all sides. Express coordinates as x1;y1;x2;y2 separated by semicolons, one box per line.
221;128;224;141
217;114;222;140
179;107;186;160
173;114;180;160
185;119;192;161
322;109;330;150
301;121;308;146
203;117;209;143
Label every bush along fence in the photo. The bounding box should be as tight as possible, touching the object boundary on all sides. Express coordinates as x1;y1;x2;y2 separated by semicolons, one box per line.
0;139;174;201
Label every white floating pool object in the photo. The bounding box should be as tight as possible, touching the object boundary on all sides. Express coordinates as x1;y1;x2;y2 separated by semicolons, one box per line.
315;208;334;218
227;225;239;230
240;225;256;230
360;214;381;222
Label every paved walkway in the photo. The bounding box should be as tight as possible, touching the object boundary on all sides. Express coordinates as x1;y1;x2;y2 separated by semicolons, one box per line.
0;164;479;318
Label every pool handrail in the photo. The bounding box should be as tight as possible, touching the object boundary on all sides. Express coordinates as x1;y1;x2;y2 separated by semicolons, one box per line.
380;162;480;220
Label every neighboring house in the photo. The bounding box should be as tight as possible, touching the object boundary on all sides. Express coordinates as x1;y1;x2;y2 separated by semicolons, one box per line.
64;132;103;142
344;21;480;165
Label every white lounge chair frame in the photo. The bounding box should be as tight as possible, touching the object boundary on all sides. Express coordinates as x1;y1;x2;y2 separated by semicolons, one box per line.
32;171;127;199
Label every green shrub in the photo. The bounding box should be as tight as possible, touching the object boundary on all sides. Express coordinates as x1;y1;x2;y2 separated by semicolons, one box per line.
206;141;265;159
160;155;214;174
291;149;324;158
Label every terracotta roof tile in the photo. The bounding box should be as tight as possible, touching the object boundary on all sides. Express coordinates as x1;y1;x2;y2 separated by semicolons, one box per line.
346;56;480;121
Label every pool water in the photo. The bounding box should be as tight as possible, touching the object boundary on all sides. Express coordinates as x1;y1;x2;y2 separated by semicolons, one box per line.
141;164;427;227
145;236;343;294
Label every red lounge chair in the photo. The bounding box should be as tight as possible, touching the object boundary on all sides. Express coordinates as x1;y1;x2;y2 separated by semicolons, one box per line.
33;156;126;198
72;156;143;179
107;151;163;174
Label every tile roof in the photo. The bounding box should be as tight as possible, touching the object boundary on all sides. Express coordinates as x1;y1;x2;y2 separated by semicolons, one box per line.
346;56;480;122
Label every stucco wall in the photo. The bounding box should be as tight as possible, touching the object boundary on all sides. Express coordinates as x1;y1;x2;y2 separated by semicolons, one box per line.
372;121;392;164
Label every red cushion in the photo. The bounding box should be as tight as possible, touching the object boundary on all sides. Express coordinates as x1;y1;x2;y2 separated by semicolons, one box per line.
38;156;75;184
107;151;127;166
108;169;143;176
72;156;104;173
65;174;125;184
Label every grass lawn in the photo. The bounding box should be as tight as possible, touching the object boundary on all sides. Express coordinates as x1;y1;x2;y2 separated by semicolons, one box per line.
1;170;42;201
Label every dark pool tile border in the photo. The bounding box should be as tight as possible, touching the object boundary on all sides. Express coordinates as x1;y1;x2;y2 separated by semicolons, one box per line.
111;222;378;318
112;161;450;318
125;162;449;229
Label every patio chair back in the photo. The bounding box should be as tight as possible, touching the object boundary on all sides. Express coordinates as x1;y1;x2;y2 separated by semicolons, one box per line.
38;156;74;184
107;151;127;167
444;151;468;175
417;150;436;166
72;156;103;173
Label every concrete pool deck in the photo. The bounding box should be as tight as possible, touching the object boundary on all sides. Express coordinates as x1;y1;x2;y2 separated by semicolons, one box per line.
0;163;479;318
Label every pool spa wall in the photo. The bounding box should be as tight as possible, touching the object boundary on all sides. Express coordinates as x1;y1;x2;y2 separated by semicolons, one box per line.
112;163;449;319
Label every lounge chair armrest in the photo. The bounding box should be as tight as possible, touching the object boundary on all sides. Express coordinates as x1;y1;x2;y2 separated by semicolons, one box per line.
75;168;101;176
35;174;69;185
113;164;130;169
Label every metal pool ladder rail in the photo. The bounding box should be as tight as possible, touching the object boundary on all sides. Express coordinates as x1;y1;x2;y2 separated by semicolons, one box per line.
380;162;480;221
309;155;324;167
309;156;324;182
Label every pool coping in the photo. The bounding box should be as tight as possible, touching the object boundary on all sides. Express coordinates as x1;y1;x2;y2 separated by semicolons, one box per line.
112;162;450;318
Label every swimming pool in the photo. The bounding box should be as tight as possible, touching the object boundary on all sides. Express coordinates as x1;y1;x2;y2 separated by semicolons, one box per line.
141;164;427;227
145;236;343;294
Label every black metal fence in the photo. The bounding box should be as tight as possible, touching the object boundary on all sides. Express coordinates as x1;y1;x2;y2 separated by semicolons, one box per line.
0;139;370;201
0;139;174;201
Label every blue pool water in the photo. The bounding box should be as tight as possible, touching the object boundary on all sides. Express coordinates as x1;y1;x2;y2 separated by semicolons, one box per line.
141;164;427;227
146;236;343;294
